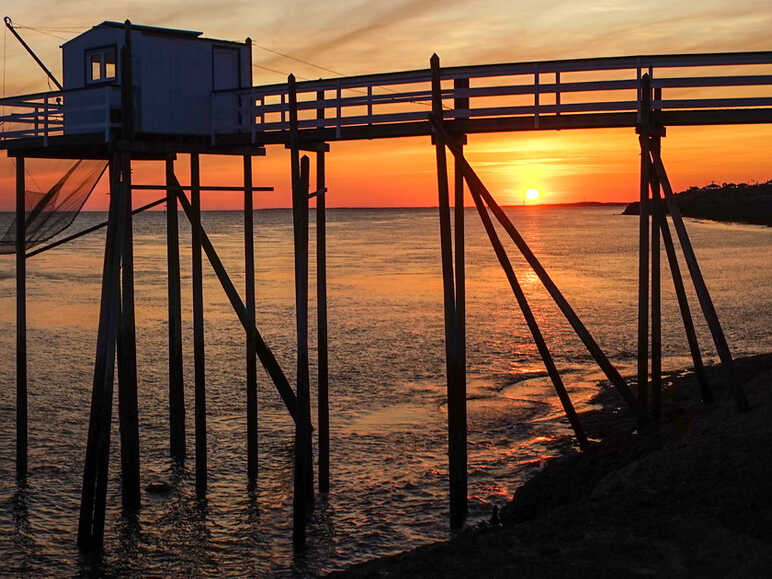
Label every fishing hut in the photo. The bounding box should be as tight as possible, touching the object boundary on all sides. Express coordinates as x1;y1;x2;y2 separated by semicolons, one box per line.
2;17;772;553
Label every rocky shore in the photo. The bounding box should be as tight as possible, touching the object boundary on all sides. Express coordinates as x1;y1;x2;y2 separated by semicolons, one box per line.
623;181;772;226
336;353;772;577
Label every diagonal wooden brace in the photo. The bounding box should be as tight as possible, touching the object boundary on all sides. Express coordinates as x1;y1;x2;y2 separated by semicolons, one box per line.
650;152;748;412
430;116;641;417
169;174;298;422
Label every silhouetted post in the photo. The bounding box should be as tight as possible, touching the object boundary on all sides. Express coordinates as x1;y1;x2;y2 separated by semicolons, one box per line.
453;76;469;517
469;178;588;449
652;154;749;411
244;153;258;489
650;175;713;404
15;155;27;484
166;158;186;462
190;152;208;497
289;74;313;549
431;54;466;530
637;73;651;412
649;121;662;419
78;154;124;551
316;143;330;493
117;152;141;512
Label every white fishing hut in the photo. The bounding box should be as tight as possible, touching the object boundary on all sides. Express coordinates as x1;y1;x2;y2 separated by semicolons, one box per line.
61;21;252;136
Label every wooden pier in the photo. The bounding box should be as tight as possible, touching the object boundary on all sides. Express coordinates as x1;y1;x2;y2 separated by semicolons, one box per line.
2;19;771;551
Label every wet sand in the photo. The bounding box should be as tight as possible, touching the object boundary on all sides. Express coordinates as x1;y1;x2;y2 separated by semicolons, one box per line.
337;353;772;577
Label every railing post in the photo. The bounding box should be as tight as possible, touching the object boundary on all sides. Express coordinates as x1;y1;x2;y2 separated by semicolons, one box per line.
43;95;49;146
367;85;373;126
555;71;561;117
336;79;342;139
534;65;540;129
251;90;257;144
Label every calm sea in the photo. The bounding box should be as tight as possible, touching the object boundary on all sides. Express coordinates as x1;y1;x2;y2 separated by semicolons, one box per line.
0;206;770;575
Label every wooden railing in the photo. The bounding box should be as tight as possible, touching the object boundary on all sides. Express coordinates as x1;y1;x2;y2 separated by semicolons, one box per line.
0;85;120;145
212;51;772;140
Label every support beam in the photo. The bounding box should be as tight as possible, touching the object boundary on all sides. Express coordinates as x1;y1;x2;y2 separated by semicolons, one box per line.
469;174;588;450
244;154;258;489
78;154;124;552
432;119;640;417
15;156;27;484
453;72;469;519
637;74;651;413
649;130;662;418
169;176;298;421
190;152;208;498
316;143;330;495
430;54;467;530
117;152;141;511
651;154;749;411
650;173;713;404
166;158;186;462
289;73;314;549
452;140;468;518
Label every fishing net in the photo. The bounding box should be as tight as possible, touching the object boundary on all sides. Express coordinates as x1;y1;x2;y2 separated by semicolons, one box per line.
0;159;107;253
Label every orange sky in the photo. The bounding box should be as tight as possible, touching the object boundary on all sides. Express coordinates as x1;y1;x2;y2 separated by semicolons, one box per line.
1;1;771;210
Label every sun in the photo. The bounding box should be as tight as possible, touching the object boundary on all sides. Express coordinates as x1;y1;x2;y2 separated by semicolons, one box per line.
525;188;540;202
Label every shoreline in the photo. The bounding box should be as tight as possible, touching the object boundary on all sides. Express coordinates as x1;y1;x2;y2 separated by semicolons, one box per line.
336;353;772;577
622;182;772;227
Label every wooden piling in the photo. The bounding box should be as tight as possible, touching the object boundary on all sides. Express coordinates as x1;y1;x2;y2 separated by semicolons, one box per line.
652;154;748;411
190;152;208;497
453;76;469;518
637;74;651;413
244;154;258;489
650;174;713;404
430;54;467;530
649;131;662;419
117;152;141;511
316;138;330;495
15;156;27;484
166;158;186;462
289;74;313;549
78;154;124;551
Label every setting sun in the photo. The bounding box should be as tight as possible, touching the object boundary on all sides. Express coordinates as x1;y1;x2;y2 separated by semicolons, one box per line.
525;188;540;202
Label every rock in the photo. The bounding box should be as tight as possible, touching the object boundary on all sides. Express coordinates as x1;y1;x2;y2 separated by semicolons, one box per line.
145;481;173;494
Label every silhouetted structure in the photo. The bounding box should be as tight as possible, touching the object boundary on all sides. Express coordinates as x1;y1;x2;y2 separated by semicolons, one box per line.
1;19;770;552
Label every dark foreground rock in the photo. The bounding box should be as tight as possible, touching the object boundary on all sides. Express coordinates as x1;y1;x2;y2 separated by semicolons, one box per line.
336;354;772;577
622;181;772;226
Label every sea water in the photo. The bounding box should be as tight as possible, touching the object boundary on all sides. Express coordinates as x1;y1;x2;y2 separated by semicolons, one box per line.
0;206;769;575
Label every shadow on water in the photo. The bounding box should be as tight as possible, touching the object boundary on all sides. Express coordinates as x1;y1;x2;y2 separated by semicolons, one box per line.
12;487;33;573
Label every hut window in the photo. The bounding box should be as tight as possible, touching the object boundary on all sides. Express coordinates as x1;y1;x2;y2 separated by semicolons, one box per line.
86;47;117;83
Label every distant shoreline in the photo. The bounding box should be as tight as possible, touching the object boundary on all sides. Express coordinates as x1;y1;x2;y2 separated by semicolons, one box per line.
622;181;772;227
46;202;630;213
